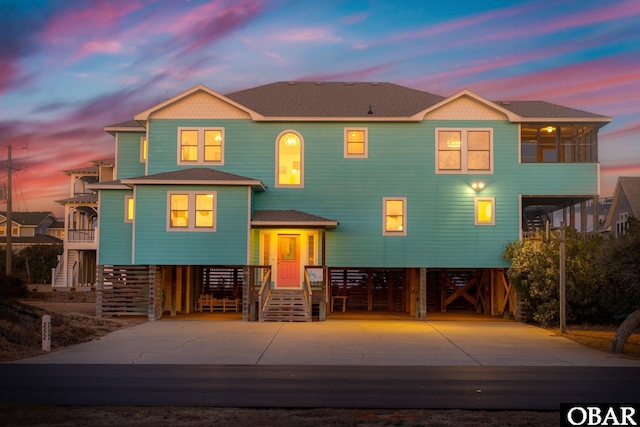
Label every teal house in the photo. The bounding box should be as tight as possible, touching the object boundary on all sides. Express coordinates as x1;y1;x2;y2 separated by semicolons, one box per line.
94;82;610;321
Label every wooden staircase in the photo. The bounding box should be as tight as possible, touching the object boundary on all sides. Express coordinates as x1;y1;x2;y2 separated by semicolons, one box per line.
260;288;311;322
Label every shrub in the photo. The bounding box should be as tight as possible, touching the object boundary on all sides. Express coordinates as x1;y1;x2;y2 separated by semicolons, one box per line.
504;229;623;326
0;273;28;301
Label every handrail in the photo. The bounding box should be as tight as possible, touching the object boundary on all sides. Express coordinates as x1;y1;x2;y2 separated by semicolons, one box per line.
51;254;62;286
303;269;312;313
70;260;78;287
67;229;96;243
258;269;272;320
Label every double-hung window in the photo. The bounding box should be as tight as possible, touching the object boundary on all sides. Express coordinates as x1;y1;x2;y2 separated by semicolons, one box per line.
436;128;492;173
178;128;224;165
344;128;368;158
167;192;216;231
383;197;407;236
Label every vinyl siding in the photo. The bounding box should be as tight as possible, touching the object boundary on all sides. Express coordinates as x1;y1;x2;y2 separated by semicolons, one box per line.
98;189;133;265
116;131;146;180
106;117;599;269
133;184;249;265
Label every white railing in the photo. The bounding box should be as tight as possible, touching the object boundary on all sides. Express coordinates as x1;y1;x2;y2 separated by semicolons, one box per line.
67;229;95;243
51;255;62;286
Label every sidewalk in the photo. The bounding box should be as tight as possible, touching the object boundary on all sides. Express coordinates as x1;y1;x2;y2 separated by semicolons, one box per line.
11;315;640;366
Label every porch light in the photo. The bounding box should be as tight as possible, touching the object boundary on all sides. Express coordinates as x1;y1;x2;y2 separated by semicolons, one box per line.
471;181;485;191
546;126;554;133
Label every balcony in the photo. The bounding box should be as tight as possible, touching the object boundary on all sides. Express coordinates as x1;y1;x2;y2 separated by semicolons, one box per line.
66;228;98;249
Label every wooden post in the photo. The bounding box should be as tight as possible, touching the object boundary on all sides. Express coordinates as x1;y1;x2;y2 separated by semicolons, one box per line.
42;315;51;352
419;268;427;320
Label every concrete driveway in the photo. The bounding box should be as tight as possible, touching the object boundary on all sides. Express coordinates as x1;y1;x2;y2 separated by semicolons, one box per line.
11;314;640;366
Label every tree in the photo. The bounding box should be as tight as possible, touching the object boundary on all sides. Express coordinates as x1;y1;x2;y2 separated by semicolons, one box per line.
595;218;640;353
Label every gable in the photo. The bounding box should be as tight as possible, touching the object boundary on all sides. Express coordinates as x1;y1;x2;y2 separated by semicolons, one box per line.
150;91;251;120
424;95;508;120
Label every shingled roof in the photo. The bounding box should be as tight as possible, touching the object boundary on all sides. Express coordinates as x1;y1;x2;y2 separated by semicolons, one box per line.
493;100;610;120
120;168;266;191
226;82;446;118
251;210;338;228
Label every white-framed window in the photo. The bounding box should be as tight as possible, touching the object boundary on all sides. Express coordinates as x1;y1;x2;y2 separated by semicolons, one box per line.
475;197;495;226
436;128;493;174
140;137;147;163
177;127;224;165
125;196;134;223
383;197;407;236
616;212;629;237
276;130;304;187
167;191;216;231
344;128;368;158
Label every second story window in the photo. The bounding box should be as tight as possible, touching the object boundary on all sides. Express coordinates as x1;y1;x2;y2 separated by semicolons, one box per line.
178;128;224;165
344;128;368;158
436;128;493;174
276;131;304;187
140;137;147;163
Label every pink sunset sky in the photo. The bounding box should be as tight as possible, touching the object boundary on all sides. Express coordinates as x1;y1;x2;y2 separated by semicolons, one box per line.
1;0;639;217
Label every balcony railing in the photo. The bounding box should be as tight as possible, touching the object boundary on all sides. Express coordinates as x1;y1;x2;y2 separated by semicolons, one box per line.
68;229;95;243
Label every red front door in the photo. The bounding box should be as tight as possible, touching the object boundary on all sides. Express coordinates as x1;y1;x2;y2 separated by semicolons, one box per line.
277;234;300;287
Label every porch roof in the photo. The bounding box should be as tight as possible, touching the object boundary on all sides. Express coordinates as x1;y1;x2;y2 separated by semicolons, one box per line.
251;210;338;228
120;168;266;191
54;193;98;205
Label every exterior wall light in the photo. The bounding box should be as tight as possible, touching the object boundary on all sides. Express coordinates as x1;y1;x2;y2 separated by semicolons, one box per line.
471;181;485;191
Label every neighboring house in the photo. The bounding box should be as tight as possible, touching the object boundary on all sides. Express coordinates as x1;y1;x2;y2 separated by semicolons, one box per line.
604;176;640;237
52;159;114;287
93;82;611;321
0;211;62;251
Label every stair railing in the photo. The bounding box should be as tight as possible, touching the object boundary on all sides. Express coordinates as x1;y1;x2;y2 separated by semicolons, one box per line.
257;268;272;321
51;254;62;286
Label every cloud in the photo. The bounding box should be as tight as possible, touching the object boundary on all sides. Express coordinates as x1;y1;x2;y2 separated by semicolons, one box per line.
298;63;398;82
270;27;342;43
477;0;640;43
341;12;368;25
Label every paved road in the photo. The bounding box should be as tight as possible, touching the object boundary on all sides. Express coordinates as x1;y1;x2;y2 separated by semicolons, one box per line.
2;365;639;410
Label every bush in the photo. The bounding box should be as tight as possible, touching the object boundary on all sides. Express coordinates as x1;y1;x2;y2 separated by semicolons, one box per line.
0;273;28;300
504;229;626;326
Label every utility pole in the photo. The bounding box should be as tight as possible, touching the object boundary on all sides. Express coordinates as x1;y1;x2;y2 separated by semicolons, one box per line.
5;145;12;275
559;221;566;334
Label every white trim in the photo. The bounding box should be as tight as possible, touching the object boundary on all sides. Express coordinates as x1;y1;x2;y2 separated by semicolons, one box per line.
114;133;119;180
383;197;407;236
344;127;368;158
275;130;304;188
177;127;225;166
247;187;251;264
166;191;217;232
131;187;136;264
435;127;494;174
134;84;264;121
475;197;495;226
417;89;518;121
518;195;523;240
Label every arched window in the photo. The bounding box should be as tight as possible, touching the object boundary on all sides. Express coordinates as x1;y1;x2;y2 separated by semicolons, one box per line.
276;131;303;187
